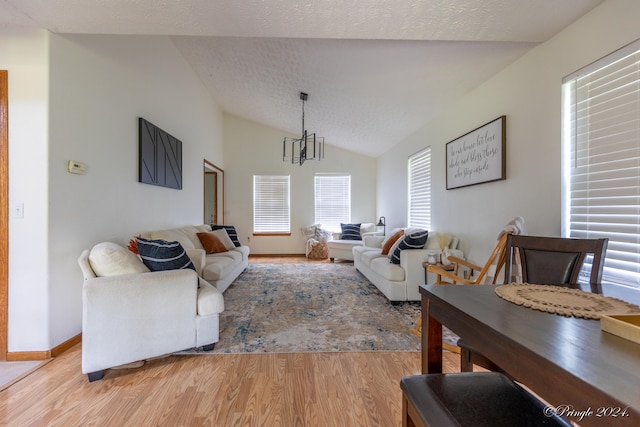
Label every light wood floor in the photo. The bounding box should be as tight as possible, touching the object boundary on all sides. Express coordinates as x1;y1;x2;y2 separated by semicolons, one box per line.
0;344;460;426
0;360;49;391
0;256;462;426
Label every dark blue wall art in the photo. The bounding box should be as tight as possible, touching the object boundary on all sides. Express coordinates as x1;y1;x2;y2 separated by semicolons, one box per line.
139;117;183;190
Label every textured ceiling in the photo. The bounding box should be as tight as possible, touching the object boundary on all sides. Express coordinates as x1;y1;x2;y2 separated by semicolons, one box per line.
1;0;605;156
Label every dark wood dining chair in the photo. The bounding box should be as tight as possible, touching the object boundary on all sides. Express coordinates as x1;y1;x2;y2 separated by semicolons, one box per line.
460;234;609;372
401;372;573;427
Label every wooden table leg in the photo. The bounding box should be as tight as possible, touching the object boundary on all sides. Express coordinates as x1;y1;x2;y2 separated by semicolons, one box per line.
421;296;442;374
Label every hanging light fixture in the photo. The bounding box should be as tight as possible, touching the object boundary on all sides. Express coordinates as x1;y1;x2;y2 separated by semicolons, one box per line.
282;92;324;165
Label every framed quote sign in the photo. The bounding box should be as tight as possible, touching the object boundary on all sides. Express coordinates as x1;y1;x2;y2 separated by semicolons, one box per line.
446;116;506;190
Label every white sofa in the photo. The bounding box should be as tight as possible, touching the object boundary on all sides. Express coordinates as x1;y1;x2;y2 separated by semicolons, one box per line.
78;242;224;381
141;224;249;292
353;231;461;301
327;223;381;262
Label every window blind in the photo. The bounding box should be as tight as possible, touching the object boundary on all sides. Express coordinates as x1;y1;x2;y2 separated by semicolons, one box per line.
562;39;640;289
408;147;431;229
253;175;290;234
314;174;350;232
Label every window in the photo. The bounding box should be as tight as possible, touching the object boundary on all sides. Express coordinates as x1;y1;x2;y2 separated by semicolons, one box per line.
562;39;640;289
253;175;290;234
314;174;350;232
408;147;432;229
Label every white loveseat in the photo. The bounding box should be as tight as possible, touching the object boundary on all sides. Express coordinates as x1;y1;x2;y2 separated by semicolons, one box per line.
353;231;461;301
141;224;249;292
327;222;381;262
78;242;224;381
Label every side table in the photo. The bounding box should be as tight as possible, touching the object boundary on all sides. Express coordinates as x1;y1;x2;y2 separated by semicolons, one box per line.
422;262;454;284
413;262;460;354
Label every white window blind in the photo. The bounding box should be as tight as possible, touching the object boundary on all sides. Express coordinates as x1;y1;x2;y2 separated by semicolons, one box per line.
314;174;351;232
408;147;431;229
562;39;640;289
253;175;290;234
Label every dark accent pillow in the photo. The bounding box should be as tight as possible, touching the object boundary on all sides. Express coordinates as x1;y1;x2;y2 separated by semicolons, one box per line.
136;237;196;272
340;223;362;240
390;230;429;264
210;225;241;247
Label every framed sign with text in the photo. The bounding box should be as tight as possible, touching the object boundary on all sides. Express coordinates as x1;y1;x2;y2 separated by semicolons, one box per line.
446;116;506;190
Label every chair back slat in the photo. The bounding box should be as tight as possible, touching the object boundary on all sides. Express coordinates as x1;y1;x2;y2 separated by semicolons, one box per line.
504;235;609;293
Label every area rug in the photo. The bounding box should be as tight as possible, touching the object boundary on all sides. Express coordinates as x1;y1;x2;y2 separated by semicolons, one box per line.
179;263;458;354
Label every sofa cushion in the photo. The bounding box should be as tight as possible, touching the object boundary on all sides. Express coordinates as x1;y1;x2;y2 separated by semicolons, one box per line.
381;230;405;255
340;223;362;240
137;237;196;272
353;245;379;257
89;242;150;277
148;225;211;251
211;225;241;247
197;278;225;315
197;232;228;254
390;230;429;264
207;248;242;263
361;248;386;267
200;256;237;282
370;257;406;281
361;222;377;234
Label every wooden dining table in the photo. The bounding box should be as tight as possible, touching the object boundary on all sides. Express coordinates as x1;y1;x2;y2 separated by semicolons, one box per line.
420;284;640;427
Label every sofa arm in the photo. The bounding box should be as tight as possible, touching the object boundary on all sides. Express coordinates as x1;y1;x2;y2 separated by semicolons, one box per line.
400;249;431;300
363;235;385;248
82;269;198;373
186;248;206;275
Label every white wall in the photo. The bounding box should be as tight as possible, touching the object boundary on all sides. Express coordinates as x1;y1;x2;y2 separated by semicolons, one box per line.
4;32;225;351
223;113;377;254
1;29;51;351
378;0;640;267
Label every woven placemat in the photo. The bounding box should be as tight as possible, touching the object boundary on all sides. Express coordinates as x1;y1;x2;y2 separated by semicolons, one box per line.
495;283;640;319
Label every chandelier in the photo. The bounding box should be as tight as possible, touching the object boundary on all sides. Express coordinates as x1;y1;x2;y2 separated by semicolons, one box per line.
282;92;324;165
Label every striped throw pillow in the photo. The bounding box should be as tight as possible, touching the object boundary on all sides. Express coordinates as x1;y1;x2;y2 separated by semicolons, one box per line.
340;223;362;240
390;230;429;264
136;237;196;272
210;225;241;247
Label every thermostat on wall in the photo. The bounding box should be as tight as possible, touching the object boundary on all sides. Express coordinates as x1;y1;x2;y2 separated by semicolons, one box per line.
67;160;87;175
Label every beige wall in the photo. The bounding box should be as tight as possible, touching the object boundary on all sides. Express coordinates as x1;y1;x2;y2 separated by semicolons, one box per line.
3;32;226;351
223;113;377;254
378;0;640;267
1;28;50;351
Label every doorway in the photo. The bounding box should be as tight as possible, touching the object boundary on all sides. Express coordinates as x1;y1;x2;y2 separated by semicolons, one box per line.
1;70;8;360
203;160;224;225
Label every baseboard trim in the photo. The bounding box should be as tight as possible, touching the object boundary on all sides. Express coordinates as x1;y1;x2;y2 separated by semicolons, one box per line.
7;350;50;361
6;333;81;361
51;333;82;357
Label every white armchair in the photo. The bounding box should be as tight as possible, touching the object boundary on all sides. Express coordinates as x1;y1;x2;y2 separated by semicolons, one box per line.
327;222;382;262
78;243;223;381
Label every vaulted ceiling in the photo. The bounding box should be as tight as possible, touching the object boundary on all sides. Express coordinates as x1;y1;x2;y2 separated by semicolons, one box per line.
0;0;604;156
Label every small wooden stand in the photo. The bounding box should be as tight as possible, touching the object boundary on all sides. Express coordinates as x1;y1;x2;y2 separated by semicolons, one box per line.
412;262;460;353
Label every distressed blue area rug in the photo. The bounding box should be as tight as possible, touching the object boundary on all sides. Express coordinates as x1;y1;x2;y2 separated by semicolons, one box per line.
181;263;457;354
